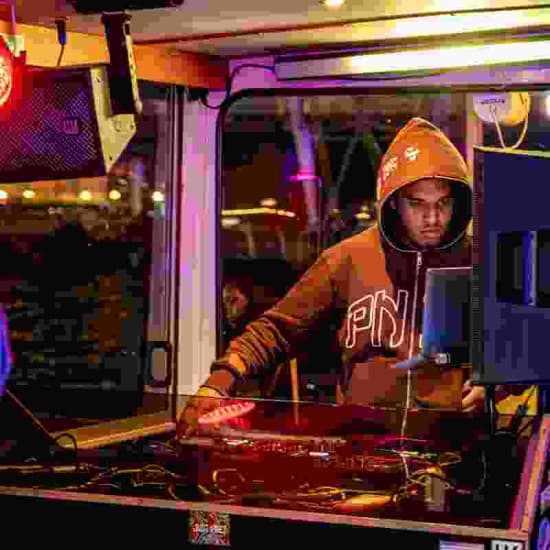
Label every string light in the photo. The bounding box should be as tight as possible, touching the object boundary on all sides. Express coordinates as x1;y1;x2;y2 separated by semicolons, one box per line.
79;190;92;201
108;189;122;201
222;208;296;218
260;198;277;207
152;190;165;203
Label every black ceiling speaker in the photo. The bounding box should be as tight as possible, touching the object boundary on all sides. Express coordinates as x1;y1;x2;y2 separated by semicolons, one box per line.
68;0;184;14
0;65;137;183
0;12;141;183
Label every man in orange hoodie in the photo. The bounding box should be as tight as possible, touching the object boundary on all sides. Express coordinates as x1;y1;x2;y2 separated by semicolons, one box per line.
178;117;484;437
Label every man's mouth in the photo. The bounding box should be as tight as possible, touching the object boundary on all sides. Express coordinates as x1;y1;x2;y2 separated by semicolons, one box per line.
421;229;441;236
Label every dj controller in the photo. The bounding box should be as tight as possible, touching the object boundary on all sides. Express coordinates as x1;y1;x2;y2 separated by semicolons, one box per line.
0;398;519;527
47;400;491;522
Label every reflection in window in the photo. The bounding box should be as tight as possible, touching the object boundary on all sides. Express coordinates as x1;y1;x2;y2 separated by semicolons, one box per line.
0;82;179;429
220;90;548;402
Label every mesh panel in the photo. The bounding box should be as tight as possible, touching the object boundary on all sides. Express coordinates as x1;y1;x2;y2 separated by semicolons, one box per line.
0;68;103;182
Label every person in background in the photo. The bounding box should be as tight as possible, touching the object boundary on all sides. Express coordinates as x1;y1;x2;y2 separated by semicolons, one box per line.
177;117;504;437
222;277;253;345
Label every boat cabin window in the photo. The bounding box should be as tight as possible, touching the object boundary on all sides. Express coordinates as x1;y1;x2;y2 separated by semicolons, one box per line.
220;90;550;402
0;82;180;431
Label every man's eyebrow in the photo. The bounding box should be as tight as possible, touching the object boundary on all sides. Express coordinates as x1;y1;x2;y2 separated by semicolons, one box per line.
405;194;452;202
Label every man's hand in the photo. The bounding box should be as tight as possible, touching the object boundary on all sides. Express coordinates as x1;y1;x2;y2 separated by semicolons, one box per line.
462;379;485;412
176;386;224;439
176;363;240;439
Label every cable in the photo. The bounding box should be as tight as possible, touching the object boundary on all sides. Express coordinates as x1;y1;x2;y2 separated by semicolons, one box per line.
53;432;78;453
198;64;276;110
55;18;67;67
53;431;79;469
211;468;246;495
507;384;537;434
517;417;536;438
490;95;530;151
400;369;412;442
522;384;537;408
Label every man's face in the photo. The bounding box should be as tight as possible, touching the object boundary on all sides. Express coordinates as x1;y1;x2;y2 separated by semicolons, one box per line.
395;178;453;249
223;283;249;327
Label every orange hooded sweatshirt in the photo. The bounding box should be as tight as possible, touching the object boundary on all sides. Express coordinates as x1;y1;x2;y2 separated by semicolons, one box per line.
209;118;472;405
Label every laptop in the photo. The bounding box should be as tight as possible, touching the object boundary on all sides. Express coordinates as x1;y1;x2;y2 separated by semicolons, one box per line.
393;267;471;409
396;266;472;371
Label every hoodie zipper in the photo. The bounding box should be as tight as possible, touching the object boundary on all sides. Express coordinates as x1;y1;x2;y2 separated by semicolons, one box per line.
408;252;423;359
401;251;423;440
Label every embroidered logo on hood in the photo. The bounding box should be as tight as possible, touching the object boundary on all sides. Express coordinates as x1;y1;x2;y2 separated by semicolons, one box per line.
404;146;420;162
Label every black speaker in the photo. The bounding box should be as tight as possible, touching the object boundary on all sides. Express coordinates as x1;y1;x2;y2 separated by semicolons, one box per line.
0;65;137;183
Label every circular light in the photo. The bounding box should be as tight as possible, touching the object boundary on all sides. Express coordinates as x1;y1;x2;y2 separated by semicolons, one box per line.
545;92;550;119
221;216;241;228
0;52;13;107
152;190;165;203
108;189;122;201
260;198;277;207
322;0;345;8
198;401;256;426
79;190;92;201
22;189;35;199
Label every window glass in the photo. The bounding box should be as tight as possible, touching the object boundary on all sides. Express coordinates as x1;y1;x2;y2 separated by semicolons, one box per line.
220;89;549;402
0;82;179;430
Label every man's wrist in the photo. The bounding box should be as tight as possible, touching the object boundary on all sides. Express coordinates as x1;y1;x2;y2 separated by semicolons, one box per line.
204;368;238;396
210;354;246;382
197;384;228;398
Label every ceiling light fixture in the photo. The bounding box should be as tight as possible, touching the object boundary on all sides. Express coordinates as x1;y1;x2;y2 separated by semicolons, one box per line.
322;0;345;9
276;37;550;80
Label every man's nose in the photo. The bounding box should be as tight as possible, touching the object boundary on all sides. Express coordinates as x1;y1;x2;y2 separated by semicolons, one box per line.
423;205;440;225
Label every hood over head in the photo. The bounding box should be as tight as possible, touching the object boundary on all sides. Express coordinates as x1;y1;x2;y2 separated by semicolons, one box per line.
377;117;472;252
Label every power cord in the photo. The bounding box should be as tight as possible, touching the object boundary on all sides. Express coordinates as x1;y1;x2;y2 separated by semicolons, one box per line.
197;64;276;110
50;431;80;472
490;95;529;150
55;18;67;67
53;431;78;453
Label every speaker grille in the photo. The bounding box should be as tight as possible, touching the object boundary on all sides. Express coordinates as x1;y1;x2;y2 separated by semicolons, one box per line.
0;68;104;182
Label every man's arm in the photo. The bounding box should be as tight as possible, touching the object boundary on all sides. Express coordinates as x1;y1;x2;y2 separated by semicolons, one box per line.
176;252;343;437
208;251;342;392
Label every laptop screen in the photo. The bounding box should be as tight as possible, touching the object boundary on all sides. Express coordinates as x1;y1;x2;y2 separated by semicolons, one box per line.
421;267;471;366
396;266;471;370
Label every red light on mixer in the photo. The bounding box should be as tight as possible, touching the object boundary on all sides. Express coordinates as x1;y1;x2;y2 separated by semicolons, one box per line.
198;401;256;426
